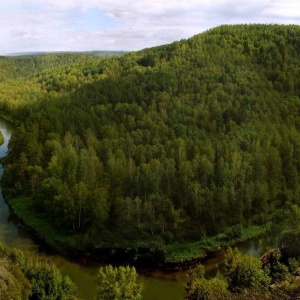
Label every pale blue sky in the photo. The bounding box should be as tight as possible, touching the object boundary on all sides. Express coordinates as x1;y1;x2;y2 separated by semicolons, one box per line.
0;0;300;54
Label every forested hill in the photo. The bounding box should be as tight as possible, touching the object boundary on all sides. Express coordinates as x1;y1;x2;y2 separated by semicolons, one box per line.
0;51;125;81
2;24;300;249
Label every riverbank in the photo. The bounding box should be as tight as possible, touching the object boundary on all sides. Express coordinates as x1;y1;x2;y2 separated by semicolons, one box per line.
0;130;3;146
0;113;18;126
5;193;270;270
4;195;82;256
165;224;269;264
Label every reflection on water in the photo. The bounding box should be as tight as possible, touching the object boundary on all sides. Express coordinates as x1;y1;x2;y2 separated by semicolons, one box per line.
141;275;185;300
239;239;264;257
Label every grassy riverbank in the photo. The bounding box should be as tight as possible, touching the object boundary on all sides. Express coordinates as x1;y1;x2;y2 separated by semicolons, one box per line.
0;130;3;146
165;224;270;264
5;196;81;255
5;194;270;267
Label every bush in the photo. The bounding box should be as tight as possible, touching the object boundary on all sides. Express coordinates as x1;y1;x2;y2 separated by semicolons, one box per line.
96;265;142;300
0;241;78;300
185;277;228;300
225;247;270;292
24;263;77;300
185;264;228;300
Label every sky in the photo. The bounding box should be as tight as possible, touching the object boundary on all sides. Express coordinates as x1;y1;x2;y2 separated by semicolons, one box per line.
1;0;300;54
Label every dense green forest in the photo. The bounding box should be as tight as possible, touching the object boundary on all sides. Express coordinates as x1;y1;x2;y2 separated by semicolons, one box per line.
1;24;300;257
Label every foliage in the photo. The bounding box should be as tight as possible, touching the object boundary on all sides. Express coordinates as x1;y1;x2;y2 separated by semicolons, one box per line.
0;130;3;146
166;225;268;263
185;264;228;300
225;247;270;292
0;258;32;300
185;277;228;300
288;257;300;275
0;241;78;300
271;277;300;300
0;52;123;82
96;265;141;300
262;248;290;282
289;205;300;233
185;248;300;300
4;196;80;254
24;263;77;300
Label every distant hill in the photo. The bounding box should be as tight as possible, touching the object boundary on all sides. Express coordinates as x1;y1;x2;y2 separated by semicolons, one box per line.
0;51;127;81
2;24;300;252
84;50;128;56
6;50;128;57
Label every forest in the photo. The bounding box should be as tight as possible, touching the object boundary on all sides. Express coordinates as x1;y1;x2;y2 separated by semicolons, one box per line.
1;24;300;261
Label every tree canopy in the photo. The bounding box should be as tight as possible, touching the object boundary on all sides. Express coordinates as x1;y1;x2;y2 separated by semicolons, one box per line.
96;265;141;300
0;242;77;300
186;248;300;299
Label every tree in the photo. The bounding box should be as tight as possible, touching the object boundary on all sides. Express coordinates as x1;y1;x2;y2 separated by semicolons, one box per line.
96;265;141;300
289;204;300;233
185;264;228;300
0;259;32;300
24;263;77;300
0;241;78;300
90;187;109;230
72;181;88;230
26;165;43;195
18;152;28;187
0;130;3;146
225;247;270;292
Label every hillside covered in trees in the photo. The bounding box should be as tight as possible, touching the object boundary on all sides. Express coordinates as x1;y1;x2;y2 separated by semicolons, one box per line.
1;24;300;256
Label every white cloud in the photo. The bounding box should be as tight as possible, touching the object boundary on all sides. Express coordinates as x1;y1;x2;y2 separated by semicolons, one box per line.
262;0;300;19
1;0;300;54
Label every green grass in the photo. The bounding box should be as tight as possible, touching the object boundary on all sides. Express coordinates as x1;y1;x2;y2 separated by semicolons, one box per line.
165;224;270;263
6;196;82;255
0;130;3;146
